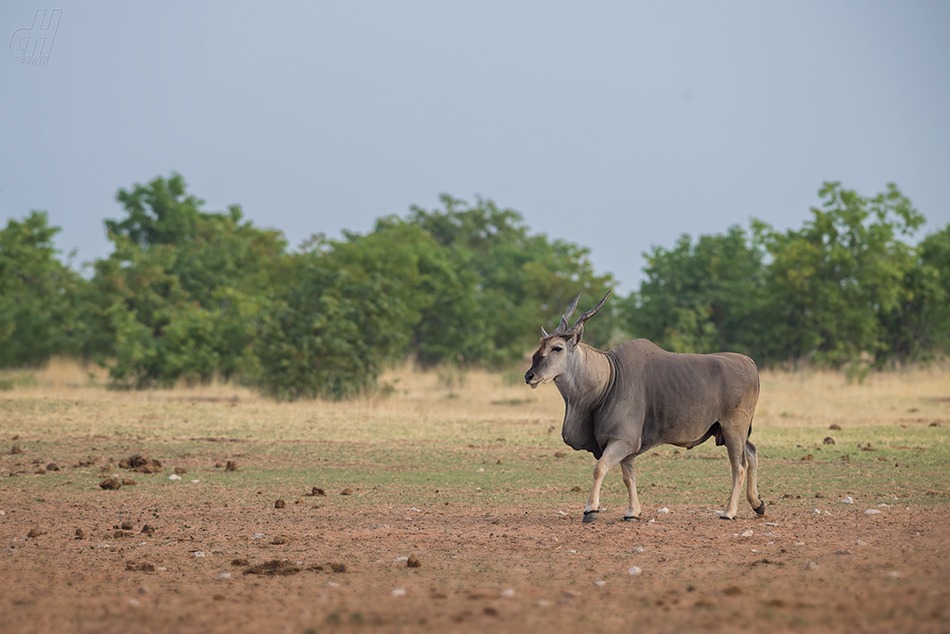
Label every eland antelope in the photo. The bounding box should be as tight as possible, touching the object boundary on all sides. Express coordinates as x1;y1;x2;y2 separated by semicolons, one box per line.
524;292;764;522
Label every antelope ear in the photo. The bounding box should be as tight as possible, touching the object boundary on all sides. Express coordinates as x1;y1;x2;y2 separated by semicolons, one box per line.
569;325;584;347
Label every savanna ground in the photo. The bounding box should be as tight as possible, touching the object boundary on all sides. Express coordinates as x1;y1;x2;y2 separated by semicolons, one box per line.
1;360;949;634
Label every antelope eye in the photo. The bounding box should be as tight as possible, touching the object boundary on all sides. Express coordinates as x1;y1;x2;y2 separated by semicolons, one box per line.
553;346;563;352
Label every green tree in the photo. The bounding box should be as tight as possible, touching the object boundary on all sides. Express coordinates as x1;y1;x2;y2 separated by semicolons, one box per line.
0;211;87;367
754;182;924;366
89;174;284;387
407;195;615;365
619;226;767;355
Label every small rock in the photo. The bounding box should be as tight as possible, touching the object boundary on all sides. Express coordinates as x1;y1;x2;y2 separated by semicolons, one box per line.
122;478;137;486
392;588;406;597
26;528;45;539
174;467;188;475
888;571;901;579
168;474;181;481
121;521;134;530
251;533;264;540
842;496;854;504
632;546;644;553
340;488;354;496
500;589;515;598
805;562;819;571
393;556;409;563
475;468;484;473
330;562;347;573
218;573;231;579
193;551;205;558
310;487;325;496
802;454;813;461
657;507;670;515
865;509;881;515
812;508;821;514
740;530;753;538
557;510;567;516
11;445;24;455
855;540;867;546
141;524;156;537
75;528;86;539
225;461;238;472
274;499;286;509
628;566;642;575
594;580;606;587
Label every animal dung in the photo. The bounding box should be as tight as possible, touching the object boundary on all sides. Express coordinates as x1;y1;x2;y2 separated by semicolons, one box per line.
823;437;835;445
340;487;354;495
99;477;122;490
407;555;421;568
274;499;286;509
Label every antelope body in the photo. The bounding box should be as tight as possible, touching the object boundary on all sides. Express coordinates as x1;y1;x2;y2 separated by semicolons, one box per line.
524;293;764;522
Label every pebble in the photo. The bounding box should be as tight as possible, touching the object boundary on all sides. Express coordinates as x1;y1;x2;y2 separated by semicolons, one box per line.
326;581;339;588
0;510;5;515
594;580;606;587
855;540;867;546
218;573;231;579
252;533;264;539
168;474;181;481
841;497;854;504
740;530;753;538
392;588;406;597
193;551;205;558
476;468;484;473
190;480;199;484
500;589;515;597
805;562;819;570
97;543;110;549
657;507;670;515
410;507;422;512
794;542;805;546
128;599;140;607
888;571;901;579
765;522;779;526
628;566;642;575
631;546;644;553
812;508;821;514
537;600;553;607
393;556;409;563
865;509;881;515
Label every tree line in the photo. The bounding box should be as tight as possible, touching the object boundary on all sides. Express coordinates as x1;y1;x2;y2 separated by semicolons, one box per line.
1;174;947;398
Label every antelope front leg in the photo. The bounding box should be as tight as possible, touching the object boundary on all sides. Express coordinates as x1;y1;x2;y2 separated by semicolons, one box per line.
582;443;626;523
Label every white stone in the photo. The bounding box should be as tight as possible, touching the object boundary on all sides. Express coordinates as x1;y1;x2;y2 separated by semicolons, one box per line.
392;588;406;596
740;529;753;538
855;540;867;546
218;573;231;579
252;533;264;539
557;510;567;516
476;468;484;473
128;599;140;607
393;556;409;563
594;580;606;587
168;474;181;481
841;497;854;504
632;546;644;553
501;589;515;597
193;551;205;558
190;480;199;484
865;509;881;515
812;508;821;514
326;581;339;588
410;507;422;512
657;507;670;515
628;566;642;575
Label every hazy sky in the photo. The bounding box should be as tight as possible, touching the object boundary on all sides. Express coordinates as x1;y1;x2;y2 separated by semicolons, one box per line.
2;2;948;292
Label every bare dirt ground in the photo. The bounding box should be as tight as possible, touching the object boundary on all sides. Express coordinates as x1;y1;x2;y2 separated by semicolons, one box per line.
2;467;948;634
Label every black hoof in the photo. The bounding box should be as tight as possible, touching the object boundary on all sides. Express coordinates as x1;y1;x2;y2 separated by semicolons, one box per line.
754;501;767;515
719;514;736;521
622;515;640;522
582;510;599;524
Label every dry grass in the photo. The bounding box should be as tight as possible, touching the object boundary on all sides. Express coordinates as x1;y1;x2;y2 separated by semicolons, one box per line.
1;359;948;445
